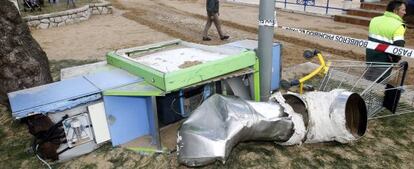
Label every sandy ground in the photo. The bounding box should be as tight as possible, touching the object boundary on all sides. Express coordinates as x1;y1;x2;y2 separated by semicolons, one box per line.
31;9;173;60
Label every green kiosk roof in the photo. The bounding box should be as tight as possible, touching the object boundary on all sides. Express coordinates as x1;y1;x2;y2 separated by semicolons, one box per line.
106;40;257;92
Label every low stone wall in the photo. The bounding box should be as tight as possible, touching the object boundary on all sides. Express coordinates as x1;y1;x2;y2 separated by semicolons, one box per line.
24;1;112;29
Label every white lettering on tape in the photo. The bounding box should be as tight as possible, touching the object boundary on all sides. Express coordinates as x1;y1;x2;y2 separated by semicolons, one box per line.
391;47;414;57
279;26;414;58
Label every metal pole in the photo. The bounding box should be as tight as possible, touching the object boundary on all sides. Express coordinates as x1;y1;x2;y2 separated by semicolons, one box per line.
150;96;162;151
258;0;275;101
326;0;330;15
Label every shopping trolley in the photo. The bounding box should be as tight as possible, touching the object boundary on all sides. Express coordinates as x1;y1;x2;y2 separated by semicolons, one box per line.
293;50;412;119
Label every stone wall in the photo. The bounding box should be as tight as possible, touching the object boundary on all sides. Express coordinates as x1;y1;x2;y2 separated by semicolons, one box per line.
24;1;112;29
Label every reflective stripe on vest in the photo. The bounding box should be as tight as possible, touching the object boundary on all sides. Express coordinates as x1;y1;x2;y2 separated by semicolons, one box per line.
368;33;393;44
394;35;404;41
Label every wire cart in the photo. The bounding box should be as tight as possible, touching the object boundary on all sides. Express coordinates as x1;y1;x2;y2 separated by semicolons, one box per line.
298;50;413;119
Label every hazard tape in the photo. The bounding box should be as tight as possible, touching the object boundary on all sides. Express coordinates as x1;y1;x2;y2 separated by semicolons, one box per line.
278;26;414;58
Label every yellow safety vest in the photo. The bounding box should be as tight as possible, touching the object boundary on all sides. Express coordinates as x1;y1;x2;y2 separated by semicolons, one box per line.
368;11;405;45
366;11;406;62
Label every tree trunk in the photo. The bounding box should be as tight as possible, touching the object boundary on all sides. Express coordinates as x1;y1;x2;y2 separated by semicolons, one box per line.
0;0;52;106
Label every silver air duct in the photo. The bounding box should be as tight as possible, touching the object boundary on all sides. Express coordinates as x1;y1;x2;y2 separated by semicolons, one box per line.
177;90;367;166
177;94;294;166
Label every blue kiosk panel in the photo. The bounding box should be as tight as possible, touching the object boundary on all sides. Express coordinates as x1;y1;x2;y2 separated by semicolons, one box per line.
270;44;281;91
8;77;101;119
103;95;154;146
84;68;143;91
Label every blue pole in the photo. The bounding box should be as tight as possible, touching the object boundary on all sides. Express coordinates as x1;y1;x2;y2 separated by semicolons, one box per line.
179;90;186;117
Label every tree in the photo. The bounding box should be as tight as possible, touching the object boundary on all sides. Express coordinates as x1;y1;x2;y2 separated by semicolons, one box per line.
0;0;52;106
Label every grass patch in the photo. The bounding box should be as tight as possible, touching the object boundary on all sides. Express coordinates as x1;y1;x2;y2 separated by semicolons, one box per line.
0;113;42;169
314;149;352;168
0;128;4;143
49;59;100;81
80;163;98;169
94;142;113;155
109;153;128;168
291;157;318;169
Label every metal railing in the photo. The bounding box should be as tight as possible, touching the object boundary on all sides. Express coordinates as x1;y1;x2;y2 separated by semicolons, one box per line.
276;0;350;15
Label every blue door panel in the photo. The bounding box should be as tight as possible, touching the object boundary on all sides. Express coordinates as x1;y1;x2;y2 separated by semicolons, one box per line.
103;96;152;146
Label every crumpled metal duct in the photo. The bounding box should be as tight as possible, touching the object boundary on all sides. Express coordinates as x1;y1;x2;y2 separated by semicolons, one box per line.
177;95;294;166
177;90;367;166
274;89;367;145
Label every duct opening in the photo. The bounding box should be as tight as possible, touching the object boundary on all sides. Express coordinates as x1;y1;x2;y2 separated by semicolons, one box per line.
345;93;367;137
283;94;308;128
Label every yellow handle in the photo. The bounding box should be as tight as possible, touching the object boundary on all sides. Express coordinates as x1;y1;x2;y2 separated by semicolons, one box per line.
298;53;329;94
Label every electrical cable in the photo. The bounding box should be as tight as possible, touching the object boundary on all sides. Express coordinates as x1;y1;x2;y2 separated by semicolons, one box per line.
35;144;52;169
30;115;69;168
170;97;182;117
170;93;205;117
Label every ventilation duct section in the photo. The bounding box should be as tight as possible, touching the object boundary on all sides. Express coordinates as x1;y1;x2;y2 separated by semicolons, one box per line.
177;90;367;166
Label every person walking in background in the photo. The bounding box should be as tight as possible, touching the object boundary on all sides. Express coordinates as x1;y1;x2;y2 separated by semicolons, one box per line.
365;0;406;82
202;0;229;41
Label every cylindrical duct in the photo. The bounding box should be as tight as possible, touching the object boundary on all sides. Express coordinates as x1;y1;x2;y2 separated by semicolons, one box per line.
303;90;367;143
273;90;367;145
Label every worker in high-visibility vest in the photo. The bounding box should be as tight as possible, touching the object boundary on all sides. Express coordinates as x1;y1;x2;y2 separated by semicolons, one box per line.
365;0;407;82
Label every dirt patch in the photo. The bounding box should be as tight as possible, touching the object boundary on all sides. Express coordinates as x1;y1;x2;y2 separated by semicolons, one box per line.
286;17;301;22
178;60;202;69
31;8;172;60
405;28;414;44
